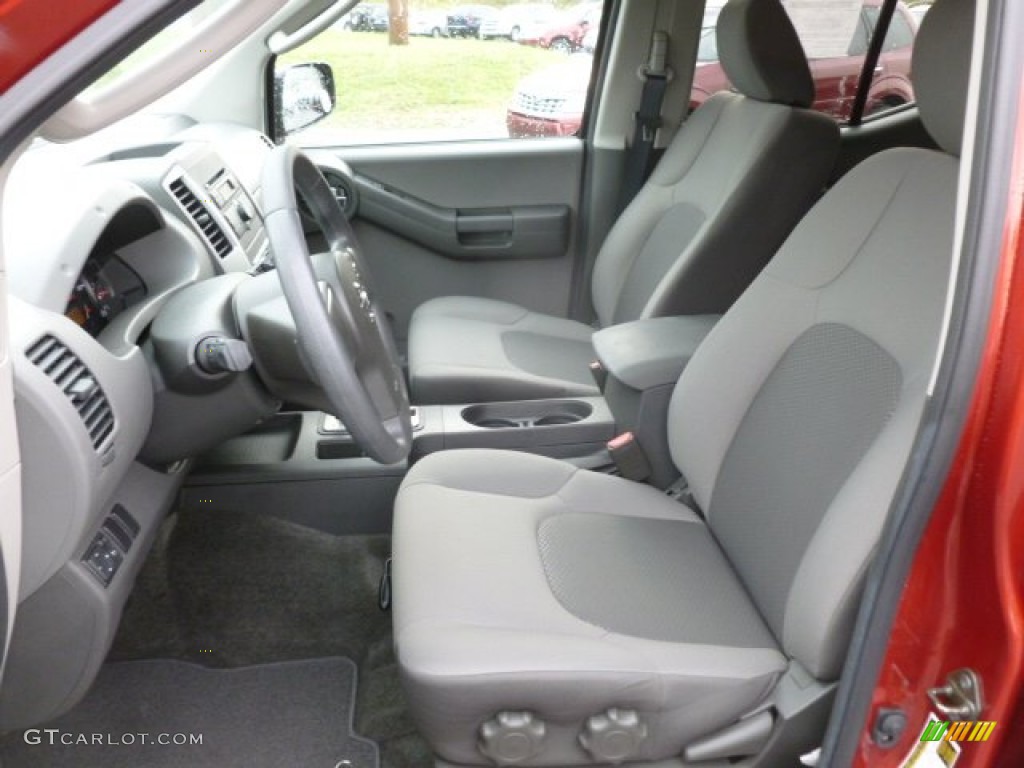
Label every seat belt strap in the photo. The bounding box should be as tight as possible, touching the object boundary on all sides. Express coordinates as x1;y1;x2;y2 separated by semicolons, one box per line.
620;30;670;208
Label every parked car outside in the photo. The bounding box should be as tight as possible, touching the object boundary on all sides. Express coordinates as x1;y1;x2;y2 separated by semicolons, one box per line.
507;53;594;138
580;23;598;53
409;9;449;37
508;0;918;137
446;5;496;38
349;2;389;32
518;2;601;52
479;3;558;41
336;9;355;30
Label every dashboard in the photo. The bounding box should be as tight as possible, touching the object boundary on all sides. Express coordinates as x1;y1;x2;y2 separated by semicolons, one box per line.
2;110;370;730
3;119;279;603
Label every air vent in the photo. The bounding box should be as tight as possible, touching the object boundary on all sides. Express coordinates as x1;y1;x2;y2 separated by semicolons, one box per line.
323;171;356;216
168;176;232;259
26;335;115;451
299;169;358;220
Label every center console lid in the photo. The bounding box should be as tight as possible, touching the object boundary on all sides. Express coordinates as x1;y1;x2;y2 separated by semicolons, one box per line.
592;315;720;390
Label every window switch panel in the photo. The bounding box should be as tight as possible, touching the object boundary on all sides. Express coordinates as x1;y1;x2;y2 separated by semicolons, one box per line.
82;531;124;587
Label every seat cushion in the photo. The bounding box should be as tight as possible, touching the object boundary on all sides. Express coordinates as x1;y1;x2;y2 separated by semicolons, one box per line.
393;450;786;766
407;296;599;404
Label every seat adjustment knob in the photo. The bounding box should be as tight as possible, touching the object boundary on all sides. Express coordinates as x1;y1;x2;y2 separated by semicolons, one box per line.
579;708;648;764
478;711;546;765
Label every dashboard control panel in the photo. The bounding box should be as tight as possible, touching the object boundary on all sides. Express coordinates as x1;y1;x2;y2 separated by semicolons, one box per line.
165;145;269;274
65;254;146;337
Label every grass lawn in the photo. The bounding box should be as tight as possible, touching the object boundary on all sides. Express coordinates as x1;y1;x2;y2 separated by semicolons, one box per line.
279;30;565;142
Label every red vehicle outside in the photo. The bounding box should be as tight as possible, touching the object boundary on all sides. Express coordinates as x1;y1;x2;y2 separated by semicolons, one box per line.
517;3;601;53
507;0;918;138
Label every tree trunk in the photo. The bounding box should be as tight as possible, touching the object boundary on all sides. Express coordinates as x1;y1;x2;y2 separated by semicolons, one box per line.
388;0;409;46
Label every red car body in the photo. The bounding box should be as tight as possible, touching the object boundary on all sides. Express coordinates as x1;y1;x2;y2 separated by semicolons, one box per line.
851;95;1024;768
517;4;600;53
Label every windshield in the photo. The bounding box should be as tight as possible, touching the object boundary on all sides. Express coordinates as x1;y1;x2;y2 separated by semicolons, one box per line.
82;0;235;96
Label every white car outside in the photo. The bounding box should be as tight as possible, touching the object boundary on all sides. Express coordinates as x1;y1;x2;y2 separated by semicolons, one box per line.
480;3;559;41
409;9;449;37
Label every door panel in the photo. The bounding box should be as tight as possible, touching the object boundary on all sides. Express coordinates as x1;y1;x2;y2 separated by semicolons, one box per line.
315;139;586;340
354;175;570;260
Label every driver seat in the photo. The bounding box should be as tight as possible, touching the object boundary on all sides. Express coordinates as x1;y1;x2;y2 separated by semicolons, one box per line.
392;0;973;764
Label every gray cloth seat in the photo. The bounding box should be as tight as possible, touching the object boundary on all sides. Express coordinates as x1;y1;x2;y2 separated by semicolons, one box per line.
392;0;974;763
395;451;788;764
408;0;840;404
405;296;597;403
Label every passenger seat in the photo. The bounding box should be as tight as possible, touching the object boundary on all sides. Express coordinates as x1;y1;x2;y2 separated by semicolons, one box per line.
407;0;840;404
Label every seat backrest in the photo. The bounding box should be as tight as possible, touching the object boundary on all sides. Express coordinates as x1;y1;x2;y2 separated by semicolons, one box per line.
668;0;975;681
590;0;839;328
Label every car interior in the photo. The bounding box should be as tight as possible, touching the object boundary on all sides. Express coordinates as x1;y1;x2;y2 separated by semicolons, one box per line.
408;0;841;405
0;0;987;766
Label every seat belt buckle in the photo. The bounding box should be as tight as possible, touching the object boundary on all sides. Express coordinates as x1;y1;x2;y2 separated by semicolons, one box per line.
665;476;699;512
607;431;651;482
588;360;608;392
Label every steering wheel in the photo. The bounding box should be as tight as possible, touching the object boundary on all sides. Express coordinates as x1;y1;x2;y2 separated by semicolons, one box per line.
261;145;411;464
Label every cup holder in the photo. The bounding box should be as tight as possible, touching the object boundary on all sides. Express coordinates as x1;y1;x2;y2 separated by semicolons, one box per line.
461;400;593;430
476;418;520;429
533;414;581;427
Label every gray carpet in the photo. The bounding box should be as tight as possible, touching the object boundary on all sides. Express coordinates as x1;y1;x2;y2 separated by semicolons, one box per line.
0;658;377;768
105;510;430;768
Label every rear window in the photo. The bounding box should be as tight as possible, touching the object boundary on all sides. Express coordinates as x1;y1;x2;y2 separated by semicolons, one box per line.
693;1;919;122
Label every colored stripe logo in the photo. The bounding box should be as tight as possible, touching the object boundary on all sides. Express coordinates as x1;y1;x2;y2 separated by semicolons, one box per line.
920;721;997;743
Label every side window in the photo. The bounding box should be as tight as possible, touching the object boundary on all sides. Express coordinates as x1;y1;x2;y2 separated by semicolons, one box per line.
275;1;606;145
847;12;870;57
863;5;918;116
882;10;916;51
692;1;918;123
696;26;718;63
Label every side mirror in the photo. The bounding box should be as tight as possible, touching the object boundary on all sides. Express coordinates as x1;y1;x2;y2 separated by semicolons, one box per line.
273;62;336;139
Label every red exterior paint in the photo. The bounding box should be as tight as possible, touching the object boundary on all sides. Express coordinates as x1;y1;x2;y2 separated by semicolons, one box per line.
0;0;120;94
856;85;1024;768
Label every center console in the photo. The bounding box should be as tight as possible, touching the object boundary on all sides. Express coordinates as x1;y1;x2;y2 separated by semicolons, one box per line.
591;315;720;486
182;315;720;532
182;395;614;534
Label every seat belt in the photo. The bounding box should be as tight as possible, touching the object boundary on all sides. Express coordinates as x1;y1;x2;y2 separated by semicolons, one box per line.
620;30;670;209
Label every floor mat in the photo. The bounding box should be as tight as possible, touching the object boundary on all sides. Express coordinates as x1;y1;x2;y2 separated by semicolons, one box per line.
106;510;432;767
0;657;378;768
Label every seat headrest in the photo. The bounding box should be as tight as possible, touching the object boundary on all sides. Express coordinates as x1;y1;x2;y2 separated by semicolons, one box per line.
716;0;815;108
912;0;976;156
